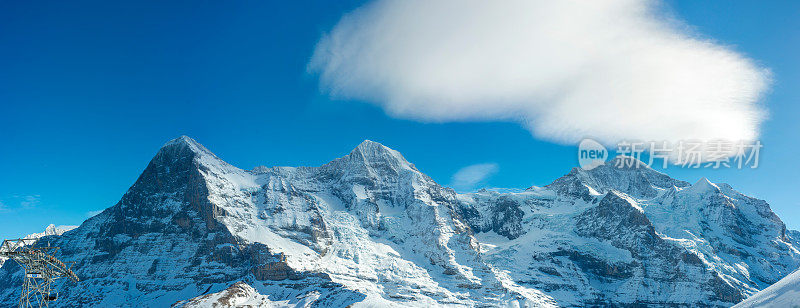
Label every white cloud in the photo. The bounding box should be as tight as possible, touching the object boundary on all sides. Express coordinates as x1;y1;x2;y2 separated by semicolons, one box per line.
20;195;40;208
310;0;770;146
450;163;499;191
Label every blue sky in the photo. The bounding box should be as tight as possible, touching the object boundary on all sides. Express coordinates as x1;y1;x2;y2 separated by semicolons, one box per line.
0;0;798;240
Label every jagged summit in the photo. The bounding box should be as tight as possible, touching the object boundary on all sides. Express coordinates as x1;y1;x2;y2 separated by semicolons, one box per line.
544;156;689;199
156;137;418;182
348;140;409;163
694;177;714;187
684;177;721;194
319;140;417;177
153;136;238;175
164;135;198;146
353;139;386;151
159;135;215;156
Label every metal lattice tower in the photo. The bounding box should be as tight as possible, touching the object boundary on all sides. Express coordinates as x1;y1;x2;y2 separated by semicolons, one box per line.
0;239;79;308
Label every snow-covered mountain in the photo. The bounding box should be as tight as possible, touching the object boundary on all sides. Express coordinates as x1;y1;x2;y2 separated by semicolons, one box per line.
0;136;796;307
457;157;800;306
0;224;77;267
733;267;800;307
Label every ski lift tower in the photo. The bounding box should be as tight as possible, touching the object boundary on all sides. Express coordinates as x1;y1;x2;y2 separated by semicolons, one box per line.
0;238;79;308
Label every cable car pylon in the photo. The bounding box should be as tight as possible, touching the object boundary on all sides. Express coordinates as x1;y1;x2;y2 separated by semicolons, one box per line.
0;238;79;308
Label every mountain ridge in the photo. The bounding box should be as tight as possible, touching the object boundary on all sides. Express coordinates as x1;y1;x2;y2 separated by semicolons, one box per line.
0;136;796;307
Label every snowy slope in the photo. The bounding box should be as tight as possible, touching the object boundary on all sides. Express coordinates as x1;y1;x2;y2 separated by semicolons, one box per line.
734;268;800;308
0;136;796;307
179;281;319;307
183;138;556;306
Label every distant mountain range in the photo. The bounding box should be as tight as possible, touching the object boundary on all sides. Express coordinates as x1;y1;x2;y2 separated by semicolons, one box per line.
1;136;797;307
0;224;77;268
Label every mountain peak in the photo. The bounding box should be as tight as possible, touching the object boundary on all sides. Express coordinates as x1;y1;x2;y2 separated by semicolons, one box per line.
317;140;418;180
147;136;237;178
352;139;393;154
161;135;206;153
164;135;195;145
545;154;689;199
157;135;221;160
348;140;410;165
685;177;720;194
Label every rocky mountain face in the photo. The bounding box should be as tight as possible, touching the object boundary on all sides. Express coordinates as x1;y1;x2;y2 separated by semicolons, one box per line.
0;137;796;307
457;158;800;306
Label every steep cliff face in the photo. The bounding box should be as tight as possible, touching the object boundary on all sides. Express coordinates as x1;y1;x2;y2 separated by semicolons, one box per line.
0;137;796;307
0;137;362;307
